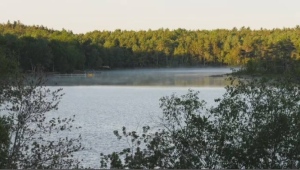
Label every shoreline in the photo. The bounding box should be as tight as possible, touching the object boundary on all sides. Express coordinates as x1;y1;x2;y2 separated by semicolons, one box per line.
42;68;233;86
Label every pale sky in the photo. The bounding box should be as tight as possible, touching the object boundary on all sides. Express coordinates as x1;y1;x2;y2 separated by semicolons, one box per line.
1;0;299;33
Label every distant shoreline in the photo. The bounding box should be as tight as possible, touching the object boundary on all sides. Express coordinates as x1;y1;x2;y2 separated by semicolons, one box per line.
43;67;233;87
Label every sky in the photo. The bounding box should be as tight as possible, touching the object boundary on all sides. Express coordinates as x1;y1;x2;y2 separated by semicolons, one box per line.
0;0;299;33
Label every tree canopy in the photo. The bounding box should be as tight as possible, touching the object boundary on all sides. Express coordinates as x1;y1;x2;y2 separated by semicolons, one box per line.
0;21;300;73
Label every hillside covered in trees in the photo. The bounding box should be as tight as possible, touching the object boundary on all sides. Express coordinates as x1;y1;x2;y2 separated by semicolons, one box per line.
0;21;299;73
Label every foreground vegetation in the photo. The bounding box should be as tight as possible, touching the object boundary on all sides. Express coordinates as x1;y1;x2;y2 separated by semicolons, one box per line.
100;43;300;168
100;75;300;169
0;56;84;168
1;21;300;73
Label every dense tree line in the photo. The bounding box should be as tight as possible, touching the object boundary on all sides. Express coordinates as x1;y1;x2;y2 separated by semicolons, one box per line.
0;21;300;73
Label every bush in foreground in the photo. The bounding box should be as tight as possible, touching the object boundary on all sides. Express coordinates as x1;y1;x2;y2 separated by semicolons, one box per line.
101;76;300;169
0;56;84;169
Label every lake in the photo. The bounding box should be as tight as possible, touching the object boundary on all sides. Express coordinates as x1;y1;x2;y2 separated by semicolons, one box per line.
47;67;235;86
48;68;232;168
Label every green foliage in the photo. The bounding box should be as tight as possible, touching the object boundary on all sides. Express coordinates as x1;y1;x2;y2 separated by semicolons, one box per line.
101;75;300;169
241;39;299;76
19;36;53;71
0;116;11;168
1;21;300;72
211;76;300;168
0;52;19;76
100;90;217;169
0;73;84;169
0;55;84;168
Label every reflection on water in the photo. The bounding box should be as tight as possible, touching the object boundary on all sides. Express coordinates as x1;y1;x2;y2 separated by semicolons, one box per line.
47;67;234;86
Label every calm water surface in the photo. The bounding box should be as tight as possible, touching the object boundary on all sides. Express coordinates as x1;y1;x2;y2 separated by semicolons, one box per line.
48;67;234;86
48;68;232;168
50;86;225;168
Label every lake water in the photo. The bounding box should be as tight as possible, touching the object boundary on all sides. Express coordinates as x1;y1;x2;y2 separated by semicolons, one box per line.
50;86;226;168
47;67;235;86
47;68;233;168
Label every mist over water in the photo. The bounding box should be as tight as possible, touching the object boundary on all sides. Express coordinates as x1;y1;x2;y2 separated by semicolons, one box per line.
47;67;234;86
46;68;233;168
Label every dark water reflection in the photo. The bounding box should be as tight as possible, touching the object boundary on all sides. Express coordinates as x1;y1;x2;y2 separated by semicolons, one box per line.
47;68;235;87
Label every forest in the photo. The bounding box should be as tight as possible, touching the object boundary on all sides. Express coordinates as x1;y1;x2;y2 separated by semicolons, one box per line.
0;21;300;73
